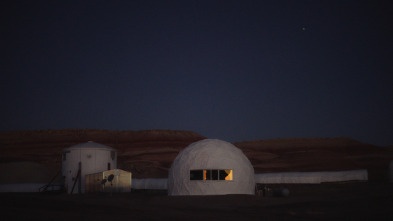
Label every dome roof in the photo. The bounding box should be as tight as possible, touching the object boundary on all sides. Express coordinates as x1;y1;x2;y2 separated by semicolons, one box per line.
168;139;255;195
62;141;115;152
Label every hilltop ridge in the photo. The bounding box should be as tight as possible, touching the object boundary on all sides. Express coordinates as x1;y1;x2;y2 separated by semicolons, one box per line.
1;129;392;181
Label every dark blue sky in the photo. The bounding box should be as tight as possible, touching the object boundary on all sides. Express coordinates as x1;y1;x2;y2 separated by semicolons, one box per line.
2;0;393;145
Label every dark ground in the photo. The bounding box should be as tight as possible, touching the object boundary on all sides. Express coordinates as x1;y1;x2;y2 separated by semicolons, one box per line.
1;182;392;220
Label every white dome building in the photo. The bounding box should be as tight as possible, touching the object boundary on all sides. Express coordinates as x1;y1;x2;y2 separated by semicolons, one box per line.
62;141;117;194
168;139;255;195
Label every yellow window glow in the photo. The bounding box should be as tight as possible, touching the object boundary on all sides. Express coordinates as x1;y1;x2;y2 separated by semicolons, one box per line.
225;170;233;180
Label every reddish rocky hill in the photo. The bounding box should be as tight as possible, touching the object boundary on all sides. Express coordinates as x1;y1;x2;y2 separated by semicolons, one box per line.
236;137;393;181
1;130;392;182
0;129;205;179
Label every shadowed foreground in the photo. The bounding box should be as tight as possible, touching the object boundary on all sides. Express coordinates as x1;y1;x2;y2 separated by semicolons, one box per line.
2;182;392;220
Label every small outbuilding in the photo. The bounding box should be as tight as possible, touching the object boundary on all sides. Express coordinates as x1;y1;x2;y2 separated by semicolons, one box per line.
254;170;368;184
168;139;255;195
85;169;131;193
62;141;117;194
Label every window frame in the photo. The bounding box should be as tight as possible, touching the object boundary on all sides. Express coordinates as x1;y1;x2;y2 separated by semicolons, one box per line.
190;169;233;181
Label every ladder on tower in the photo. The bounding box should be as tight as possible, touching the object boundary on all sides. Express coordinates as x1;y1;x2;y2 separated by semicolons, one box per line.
70;169;81;194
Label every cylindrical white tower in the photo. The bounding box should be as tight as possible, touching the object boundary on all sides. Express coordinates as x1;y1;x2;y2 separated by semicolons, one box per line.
61;141;117;194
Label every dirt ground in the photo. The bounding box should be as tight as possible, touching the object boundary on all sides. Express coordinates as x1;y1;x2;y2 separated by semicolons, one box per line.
1;182;392;221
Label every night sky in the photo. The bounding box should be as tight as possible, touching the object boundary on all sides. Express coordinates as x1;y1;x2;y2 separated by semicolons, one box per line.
2;1;393;146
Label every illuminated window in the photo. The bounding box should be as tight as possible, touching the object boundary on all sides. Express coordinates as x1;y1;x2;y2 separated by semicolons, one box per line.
190;169;233;181
224;169;233;180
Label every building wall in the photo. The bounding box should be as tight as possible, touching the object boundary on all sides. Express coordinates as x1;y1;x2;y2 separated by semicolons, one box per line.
85;169;131;193
254;170;368;184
